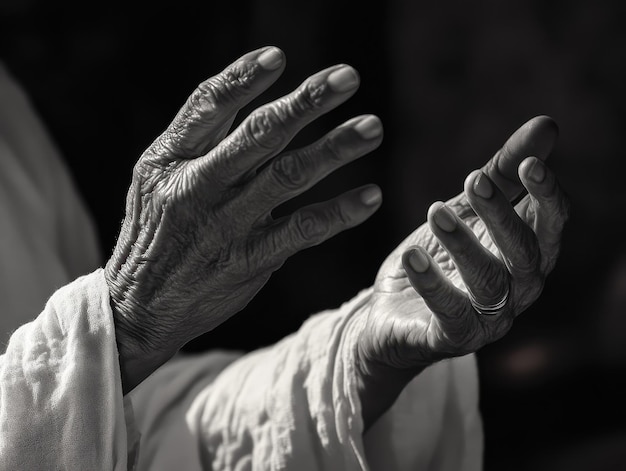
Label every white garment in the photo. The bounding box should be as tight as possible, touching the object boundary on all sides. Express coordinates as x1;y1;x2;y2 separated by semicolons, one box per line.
1;270;482;470
130;288;482;471
0;270;131;470
0;62;483;470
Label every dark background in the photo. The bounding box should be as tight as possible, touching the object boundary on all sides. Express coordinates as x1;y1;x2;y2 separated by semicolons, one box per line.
2;0;626;469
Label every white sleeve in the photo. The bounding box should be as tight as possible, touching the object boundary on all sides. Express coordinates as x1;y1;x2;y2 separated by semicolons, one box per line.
130;288;482;471
0;269;136;471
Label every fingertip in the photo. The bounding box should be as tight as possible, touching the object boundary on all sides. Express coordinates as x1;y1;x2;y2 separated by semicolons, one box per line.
531;115;559;140
518;156;546;184
463;170;488;197
403;246;430;274
257;46;285;71
427;201;445;220
483;116;559;201
327;64;360;93
514;115;559;163
359;185;382;207
427;201;446;233
519;157;562;204
429;202;457;233
352;114;384;140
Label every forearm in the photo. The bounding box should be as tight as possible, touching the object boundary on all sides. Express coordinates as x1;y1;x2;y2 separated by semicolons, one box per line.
347;303;430;431
185;290;374;470
125;287;481;470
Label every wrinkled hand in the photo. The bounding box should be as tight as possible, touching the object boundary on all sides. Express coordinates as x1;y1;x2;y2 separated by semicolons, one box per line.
105;47;384;393
354;116;569;428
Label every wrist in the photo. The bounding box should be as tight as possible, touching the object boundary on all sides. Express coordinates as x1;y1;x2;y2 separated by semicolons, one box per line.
111;309;177;394
350;307;431;431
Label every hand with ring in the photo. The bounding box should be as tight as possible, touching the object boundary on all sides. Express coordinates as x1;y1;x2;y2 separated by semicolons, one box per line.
353;116;570;428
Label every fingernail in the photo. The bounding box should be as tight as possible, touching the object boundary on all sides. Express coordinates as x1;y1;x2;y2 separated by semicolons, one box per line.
258;47;283;70
360;186;382;206
473;172;493;199
328;66;359;93
434;204;457;232
409;248;430;273
354;116;382;140
528;157;546;183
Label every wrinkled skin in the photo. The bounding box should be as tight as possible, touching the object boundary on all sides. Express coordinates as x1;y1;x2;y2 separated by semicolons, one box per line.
104;45;569;425
354;116;570;428
105;47;384;393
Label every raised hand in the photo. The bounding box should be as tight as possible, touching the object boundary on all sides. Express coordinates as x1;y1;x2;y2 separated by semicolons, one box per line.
354;116;569;427
105;47;384;393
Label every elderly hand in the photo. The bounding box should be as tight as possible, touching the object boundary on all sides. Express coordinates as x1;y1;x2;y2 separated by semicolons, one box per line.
353;116;570;428
105;47;384;393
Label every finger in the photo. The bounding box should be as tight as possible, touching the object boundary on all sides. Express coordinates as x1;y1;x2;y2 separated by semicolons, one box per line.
427;202;509;306
482;115;559;201
253;185;381;269
464;170;541;281
202;64;361;185
149;46;286;161
233;115;382;222
517;157;570;272
401;246;478;341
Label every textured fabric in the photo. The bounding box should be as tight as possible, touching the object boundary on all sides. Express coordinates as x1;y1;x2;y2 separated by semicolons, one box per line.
0;270;131;470
0;63;134;469
130;289;483;471
0;271;481;470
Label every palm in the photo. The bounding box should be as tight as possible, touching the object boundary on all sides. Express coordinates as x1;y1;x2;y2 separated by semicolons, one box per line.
364;190;532;370
352;116;568;430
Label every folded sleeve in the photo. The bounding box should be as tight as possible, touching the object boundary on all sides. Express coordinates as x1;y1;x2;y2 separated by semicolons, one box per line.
130;288;482;471
0;269;134;471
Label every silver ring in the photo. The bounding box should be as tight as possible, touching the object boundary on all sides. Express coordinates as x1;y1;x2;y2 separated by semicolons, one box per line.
468;285;510;316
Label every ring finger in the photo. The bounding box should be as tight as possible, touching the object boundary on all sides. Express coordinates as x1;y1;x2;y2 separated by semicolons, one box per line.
464;170;541;282
427;201;509;308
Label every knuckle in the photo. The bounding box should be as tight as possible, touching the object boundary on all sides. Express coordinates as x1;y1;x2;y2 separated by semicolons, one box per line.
186;81;220;123
221;60;257;94
518;237;541;271
188;60;258;116
243;238;270;275
447;237;475;266
150;129;182;159
291;78;327;115
508;252;538;276
471;264;508;299
321;135;344;163
273;153;307;190
245;106;289;150
132;159;160;189
292;210;329;243
419;275;450;301
161;127;197;157
489;206;511;227
328;200;351;227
